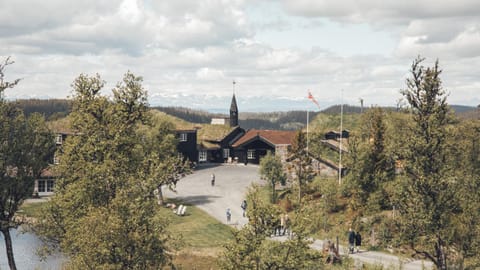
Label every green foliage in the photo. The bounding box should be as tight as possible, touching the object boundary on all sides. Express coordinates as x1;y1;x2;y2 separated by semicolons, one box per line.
308;132;340;164
448;120;480;268
36;72;186;269
395;57;466;269
219;185;323;270
259;151;286;203
287;131;316;204
344;108;395;214
309;112;361;134
0;57;55;270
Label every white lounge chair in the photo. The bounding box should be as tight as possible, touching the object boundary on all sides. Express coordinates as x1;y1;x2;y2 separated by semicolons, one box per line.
179;206;187;216
174;204;184;215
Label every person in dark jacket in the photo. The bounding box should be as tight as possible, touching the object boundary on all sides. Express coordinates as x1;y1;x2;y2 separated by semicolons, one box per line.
241;200;247;217
348;228;355;254
355;231;362;253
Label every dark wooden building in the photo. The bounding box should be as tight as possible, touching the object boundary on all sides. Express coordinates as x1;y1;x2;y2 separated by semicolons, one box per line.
198;126;245;163
324;130;350;140
232;129;297;164
175;129;198;163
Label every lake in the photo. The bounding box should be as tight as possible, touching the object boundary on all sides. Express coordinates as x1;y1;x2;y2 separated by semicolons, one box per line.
0;229;65;270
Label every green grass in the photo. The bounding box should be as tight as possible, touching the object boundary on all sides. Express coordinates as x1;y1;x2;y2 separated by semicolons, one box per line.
160;200;235;269
20;199;234;251
19;199;231;269
18;201;46;219
159;200;234;249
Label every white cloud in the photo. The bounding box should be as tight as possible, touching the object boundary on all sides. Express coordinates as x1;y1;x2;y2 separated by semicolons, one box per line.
196;67;225;81
1;0;480;111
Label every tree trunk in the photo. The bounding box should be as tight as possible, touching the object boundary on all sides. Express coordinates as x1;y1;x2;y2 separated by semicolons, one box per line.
1;228;17;270
271;180;276;203
435;237;447;270
156;186;164;206
297;166;302;204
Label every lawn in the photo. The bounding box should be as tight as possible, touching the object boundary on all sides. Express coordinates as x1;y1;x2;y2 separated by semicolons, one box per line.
19;198;233;269
18;199;46;220
20;199;234;250
160;200;234;249
159;200;235;269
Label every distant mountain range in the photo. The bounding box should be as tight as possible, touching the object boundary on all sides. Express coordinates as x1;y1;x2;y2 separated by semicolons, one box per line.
9;98;479;129
154;104;479;130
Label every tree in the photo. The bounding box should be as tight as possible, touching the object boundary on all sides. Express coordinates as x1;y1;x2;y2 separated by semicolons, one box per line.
219;185;322;269
396;57;462;269
449;120;480;268
138;116;190;206
36;73;184;269
287;131;315;204
345;108;395;213
259;151;286;203
0;57;55;270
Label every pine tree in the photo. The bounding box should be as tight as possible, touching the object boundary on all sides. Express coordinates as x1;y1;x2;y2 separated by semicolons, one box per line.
396;57;461;269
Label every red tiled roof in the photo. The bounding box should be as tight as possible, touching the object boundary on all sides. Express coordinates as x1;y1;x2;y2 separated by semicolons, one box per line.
40;167;58;178
232;129;297;147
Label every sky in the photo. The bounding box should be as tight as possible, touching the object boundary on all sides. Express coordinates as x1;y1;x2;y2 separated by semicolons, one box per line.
1;0;480;112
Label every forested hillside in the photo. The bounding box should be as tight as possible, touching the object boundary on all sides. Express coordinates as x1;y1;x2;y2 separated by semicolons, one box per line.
10;99;479;130
12;99;72;120
151;106;213;124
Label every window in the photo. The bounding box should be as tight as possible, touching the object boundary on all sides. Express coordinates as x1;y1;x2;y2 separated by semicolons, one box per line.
199;150;207;162
179;133;187;142
247;149;255;160
53;153;60;165
55;134;63;144
38;180;55;193
223;148;230;158
38;180;46;193
46;180;54;192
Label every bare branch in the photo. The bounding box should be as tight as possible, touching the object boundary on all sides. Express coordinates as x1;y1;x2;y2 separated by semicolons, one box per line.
0;56;22;93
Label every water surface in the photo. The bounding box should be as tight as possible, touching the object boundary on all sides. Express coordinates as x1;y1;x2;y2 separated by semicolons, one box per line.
0;229;64;270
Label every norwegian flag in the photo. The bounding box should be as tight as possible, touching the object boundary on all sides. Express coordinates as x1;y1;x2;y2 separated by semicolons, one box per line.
308;90;320;109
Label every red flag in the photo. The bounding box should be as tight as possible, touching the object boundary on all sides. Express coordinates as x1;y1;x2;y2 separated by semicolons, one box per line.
308;90;320;108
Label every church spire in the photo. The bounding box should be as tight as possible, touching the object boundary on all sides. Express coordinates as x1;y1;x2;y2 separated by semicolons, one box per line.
230;81;238;127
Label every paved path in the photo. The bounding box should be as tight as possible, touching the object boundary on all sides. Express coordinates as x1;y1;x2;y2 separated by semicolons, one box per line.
164;164;433;269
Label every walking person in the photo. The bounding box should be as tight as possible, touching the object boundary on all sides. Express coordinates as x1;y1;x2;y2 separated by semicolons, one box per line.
226;208;231;223
355;231;362;253
280;214;285;236
348;228;356;254
283;214;289;236
241;200;247;217
211;173;215;186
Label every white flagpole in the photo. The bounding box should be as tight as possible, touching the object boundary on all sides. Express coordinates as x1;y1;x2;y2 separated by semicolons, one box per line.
307;109;309;153
339;90;344;185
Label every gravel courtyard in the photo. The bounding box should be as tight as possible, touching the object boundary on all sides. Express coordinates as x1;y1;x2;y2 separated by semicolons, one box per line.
162;164;262;227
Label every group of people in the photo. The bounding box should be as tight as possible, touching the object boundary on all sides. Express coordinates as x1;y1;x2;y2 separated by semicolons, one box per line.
348;228;362;254
272;213;289;237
